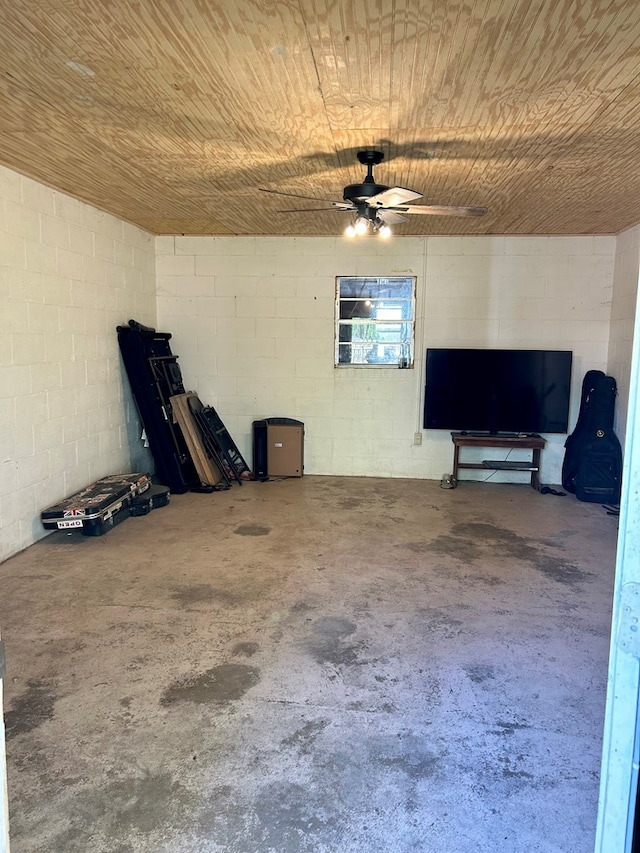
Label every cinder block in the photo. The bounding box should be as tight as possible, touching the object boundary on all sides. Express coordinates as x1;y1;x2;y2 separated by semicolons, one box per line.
41;214;70;249
57;248;85;279
0;166;23;203
13;333;46;365
155;236;175;254
155;254;195;276
4;201;40;238
94;232;115;262
0;231;27;268
22;177;55;216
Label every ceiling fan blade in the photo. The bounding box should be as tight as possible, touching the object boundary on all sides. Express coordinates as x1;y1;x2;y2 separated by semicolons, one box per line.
259;187;349;207
377;209;407;224
397;204;488;217
368;186;423;207
276;206;354;213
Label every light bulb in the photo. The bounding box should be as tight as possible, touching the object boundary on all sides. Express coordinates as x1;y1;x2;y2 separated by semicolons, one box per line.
378;224;392;238
344;224;356;238
354;217;369;236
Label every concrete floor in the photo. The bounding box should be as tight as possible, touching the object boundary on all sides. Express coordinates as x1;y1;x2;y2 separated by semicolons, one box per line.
0;475;618;853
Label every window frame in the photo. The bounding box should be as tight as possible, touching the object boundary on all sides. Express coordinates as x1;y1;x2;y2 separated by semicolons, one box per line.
334;275;417;368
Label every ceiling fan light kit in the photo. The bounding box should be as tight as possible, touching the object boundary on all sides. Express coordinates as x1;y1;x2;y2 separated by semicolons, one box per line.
344;209;394;239
259;149;487;237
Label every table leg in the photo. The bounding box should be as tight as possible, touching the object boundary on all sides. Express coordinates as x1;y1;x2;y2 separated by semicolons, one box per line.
452;443;460;486
531;448;541;491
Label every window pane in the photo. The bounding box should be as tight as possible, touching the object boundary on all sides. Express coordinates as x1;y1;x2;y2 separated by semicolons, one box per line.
335;276;415;368
338;278;413;300
339;299;413;321
338;341;409;365
363;344;407;364
341;321;412;344
338;343;353;363
339;299;375;319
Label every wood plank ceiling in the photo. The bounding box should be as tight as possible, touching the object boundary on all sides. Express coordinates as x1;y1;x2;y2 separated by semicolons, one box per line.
1;0;640;236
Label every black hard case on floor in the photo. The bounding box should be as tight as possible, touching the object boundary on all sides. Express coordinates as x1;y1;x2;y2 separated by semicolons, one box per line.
41;473;152;536
117;321;200;493
129;484;171;516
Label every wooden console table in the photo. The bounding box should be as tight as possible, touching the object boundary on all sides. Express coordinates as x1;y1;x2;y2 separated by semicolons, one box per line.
450;432;546;491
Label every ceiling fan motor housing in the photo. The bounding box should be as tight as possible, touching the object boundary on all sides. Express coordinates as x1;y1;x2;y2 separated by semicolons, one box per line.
344;148;389;203
343;181;390;203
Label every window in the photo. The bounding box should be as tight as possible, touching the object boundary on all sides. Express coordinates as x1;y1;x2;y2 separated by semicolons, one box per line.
335;276;416;367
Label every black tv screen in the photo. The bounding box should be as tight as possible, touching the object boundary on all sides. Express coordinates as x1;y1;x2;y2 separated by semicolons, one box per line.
423;348;573;434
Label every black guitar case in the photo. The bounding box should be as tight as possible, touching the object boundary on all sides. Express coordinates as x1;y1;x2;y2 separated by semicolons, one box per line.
562;369;605;491
562;370;622;503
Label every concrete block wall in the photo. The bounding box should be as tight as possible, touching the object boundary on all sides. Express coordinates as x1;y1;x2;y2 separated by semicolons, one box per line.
2;156;633;565
0;166;156;562
156;233;616;486
608;224;640;448
156;236;427;479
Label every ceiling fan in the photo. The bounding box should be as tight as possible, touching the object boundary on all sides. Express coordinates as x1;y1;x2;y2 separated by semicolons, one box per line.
259;149;487;237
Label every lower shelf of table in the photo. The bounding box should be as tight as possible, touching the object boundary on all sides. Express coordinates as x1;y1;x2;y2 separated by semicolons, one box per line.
482;460;539;471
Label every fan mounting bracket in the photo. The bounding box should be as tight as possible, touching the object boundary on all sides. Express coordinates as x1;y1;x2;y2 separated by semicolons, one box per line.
356;149;384;167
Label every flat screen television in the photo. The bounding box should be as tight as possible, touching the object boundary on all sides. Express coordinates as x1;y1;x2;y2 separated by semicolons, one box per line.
423;348;573;434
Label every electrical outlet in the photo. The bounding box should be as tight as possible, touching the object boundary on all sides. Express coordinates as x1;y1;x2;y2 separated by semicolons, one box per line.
413;432;422;446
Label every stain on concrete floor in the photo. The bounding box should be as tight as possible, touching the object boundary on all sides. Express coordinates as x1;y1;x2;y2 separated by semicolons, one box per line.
304;616;364;666
429;521;588;586
171;577;279;607
170;583;220;604
464;663;497;684
233;524;271;536
160;663;260;706
281;719;329;755
80;771;192;835
5;679;57;739
232;641;259;657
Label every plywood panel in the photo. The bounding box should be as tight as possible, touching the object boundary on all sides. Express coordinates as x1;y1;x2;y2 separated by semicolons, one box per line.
1;0;640;235
170;392;225;487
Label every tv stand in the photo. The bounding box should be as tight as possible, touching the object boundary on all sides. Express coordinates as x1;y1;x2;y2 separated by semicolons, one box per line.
450;432;546;491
